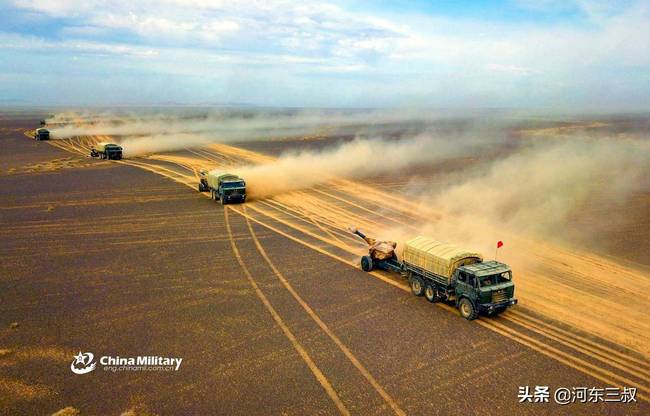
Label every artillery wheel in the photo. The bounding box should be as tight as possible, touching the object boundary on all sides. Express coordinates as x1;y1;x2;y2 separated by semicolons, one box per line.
360;255;373;272
424;284;437;303
410;276;424;297
459;298;478;320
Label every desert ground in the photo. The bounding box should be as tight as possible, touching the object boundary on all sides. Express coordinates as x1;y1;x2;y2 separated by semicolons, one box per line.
1;110;649;415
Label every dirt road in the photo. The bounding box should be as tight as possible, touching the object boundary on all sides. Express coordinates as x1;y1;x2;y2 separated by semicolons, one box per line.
1;115;648;415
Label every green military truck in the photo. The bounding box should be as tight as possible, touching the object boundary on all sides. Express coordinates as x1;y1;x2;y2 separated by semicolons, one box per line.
198;170;246;204
360;235;517;320
33;128;50;141
402;236;517;319
90;142;123;160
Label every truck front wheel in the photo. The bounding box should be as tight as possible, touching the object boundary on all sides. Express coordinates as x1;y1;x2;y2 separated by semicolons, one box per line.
459;298;478;320
410;276;424;297
424;284;437;303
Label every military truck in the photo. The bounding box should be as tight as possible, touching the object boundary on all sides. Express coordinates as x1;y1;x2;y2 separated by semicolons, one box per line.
90;142;123;160
359;235;517;320
33;128;50;141
198;170;246;204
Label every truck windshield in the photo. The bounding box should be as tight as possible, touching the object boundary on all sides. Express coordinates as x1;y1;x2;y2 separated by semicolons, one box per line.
479;271;511;287
223;181;244;189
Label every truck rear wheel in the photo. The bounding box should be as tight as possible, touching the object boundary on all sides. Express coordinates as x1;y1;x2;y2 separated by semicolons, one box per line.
459;298;478;320
360;255;373;272
410;276;424;297
424;284;437;303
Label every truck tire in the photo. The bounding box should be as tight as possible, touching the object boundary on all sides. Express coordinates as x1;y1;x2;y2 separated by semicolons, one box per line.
220;194;226;205
360;255;373;272
410;276;424;297
459;298;478;320
424;284;437;303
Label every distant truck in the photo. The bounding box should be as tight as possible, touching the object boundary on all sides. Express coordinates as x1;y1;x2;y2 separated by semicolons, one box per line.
33;128;50;141
198;170;246;204
90;142;123;160
356;232;517;320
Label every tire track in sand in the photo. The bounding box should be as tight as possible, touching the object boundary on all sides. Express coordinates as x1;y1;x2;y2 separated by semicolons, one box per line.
238;205;407;416
224;208;351;416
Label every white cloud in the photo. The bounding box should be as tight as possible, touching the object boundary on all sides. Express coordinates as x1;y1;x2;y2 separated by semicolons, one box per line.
485;63;537;76
4;0;650;107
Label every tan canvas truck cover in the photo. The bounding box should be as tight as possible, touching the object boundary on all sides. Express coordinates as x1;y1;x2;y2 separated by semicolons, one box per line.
207;171;241;189
95;142;113;152
403;236;482;281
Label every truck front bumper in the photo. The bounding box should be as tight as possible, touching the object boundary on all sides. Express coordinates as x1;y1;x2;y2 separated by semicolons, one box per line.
479;298;517;313
226;195;246;203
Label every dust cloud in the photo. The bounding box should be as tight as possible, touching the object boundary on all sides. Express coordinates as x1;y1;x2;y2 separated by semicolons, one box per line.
234;131;494;199
47;108;452;143
118;133;214;157
381;135;650;259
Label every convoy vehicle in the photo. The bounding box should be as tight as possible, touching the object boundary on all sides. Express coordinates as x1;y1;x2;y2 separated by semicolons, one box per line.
90;142;123;160
358;234;517;320
33;128;50;140
198;170;246;204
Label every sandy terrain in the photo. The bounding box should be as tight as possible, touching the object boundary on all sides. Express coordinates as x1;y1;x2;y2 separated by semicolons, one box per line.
1;112;648;415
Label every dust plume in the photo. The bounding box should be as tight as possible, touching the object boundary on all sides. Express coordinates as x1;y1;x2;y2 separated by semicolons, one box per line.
45;108;519;158
233;131;496;199
117;133;214;157
395;136;650;256
47;108;438;141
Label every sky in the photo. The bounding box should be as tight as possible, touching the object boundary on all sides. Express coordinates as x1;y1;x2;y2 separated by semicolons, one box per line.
0;0;649;109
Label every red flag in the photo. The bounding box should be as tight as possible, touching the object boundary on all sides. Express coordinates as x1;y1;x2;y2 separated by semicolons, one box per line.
497;241;504;248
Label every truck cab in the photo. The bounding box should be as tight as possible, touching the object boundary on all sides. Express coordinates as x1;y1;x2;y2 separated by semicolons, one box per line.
34;128;50;140
199;170;247;204
219;178;246;204
90;142;123;160
454;261;517;319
